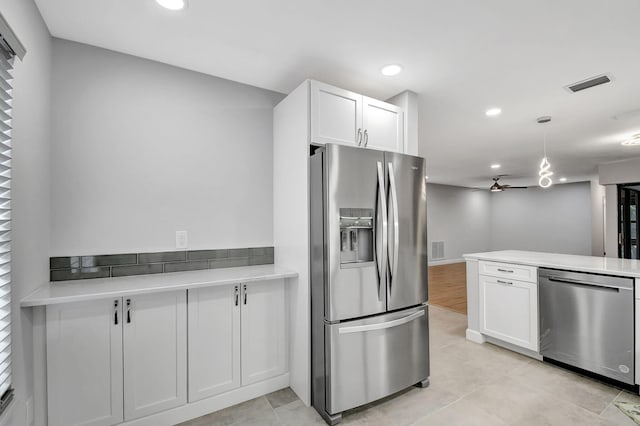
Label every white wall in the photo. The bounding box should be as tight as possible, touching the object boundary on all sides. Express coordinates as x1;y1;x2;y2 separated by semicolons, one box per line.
604;185;618;257
50;39;284;255
490;182;592;255
599;157;640;185
598;158;640;259
590;180;606;256
1;0;52;424
426;183;491;262
427;181;594;262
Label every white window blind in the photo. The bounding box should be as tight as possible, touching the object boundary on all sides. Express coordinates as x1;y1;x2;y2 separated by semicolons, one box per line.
0;41;13;414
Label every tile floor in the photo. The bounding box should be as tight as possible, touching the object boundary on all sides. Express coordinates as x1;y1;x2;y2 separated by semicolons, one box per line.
179;306;639;426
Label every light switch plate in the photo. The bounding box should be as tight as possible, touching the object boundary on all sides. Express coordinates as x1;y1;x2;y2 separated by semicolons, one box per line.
176;231;188;249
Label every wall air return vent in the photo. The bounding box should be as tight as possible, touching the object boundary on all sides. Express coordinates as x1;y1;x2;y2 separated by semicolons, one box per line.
431;241;445;260
565;74;612;93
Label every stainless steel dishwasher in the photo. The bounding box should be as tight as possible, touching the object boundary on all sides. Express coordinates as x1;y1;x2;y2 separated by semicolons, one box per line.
539;268;634;385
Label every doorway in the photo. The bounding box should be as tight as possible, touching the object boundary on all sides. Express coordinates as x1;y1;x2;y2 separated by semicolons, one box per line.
618;183;640;259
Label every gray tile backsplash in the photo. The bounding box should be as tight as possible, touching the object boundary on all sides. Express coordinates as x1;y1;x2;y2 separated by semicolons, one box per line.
209;257;249;269
164;261;209;273
187;249;228;261
50;246;274;281
138;251;186;264
50;267;111;281
84;253;137;267
112;263;163;278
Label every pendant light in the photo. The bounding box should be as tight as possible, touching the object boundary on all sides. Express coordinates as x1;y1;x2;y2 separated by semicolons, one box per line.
537;116;553;188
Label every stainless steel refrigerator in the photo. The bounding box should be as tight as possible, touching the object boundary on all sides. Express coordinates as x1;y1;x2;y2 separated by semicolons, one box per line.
310;143;429;425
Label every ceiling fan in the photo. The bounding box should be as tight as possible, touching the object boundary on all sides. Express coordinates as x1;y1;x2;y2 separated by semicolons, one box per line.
489;176;528;192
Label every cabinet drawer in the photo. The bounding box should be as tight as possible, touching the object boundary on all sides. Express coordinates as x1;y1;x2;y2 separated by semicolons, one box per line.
479;260;537;283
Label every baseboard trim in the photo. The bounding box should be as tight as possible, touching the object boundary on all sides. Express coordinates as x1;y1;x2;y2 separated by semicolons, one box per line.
484;336;542;361
429;258;465;266
122;373;290;426
465;328;486;344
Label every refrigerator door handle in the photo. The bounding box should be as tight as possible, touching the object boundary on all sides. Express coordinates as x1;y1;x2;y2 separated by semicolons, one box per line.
375;161;388;302
338;310;425;334
387;162;400;295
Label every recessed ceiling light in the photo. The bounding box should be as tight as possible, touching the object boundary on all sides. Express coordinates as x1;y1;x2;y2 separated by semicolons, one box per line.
485;108;502;117
156;0;187;10
490;164;501;169
622;134;640;146
559;177;567;182
381;64;403;77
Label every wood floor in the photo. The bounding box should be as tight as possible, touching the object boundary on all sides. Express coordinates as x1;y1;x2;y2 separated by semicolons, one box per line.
428;262;467;314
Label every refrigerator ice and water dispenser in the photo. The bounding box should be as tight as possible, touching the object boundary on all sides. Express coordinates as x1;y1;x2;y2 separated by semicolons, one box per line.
339;208;374;265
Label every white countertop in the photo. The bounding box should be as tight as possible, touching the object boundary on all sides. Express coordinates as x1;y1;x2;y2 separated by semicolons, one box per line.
463;250;640;278
21;264;298;307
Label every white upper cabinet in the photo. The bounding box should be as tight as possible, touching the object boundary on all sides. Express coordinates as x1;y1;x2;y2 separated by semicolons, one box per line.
311;81;363;146
362;96;404;152
187;285;241;402
241;279;287;386
46;298;123;426
310;81;404;152
123;291;187;421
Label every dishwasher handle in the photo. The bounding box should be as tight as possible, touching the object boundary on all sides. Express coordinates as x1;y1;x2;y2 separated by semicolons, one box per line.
546;276;628;292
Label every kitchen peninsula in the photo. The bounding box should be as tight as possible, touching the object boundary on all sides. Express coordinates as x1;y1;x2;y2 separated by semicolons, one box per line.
464;250;640;387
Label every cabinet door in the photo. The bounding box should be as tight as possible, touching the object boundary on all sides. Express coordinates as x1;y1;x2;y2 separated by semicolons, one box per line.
310;81;363;146
479;275;538;351
46;299;123;426
187;285;241;402
241;279;287;385
362;96;404;152
123;291;187;420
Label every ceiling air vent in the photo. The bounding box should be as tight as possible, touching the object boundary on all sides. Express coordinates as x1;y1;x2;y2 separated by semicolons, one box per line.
565;74;612;93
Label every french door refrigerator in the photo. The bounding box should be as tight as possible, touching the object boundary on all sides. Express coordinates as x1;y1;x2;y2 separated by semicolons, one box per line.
310;143;429;425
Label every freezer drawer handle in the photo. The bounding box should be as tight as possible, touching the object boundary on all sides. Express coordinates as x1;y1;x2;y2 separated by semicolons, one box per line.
338;310;424;334
497;268;514;273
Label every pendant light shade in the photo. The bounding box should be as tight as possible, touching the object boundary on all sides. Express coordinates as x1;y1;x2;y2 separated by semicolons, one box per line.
537;117;553;189
538;157;553;188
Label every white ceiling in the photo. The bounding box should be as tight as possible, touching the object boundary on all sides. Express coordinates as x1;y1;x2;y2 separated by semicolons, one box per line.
35;0;640;188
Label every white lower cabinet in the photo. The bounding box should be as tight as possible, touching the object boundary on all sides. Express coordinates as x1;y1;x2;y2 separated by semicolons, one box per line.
479;274;538;352
188;280;288;394
123;291;187;420
46;280;287;426
46;291;187;426
241;280;287;385
188;285;241;402
46;298;123;426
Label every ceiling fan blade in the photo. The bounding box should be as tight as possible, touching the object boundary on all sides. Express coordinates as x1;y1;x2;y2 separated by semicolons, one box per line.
508;186;529;189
